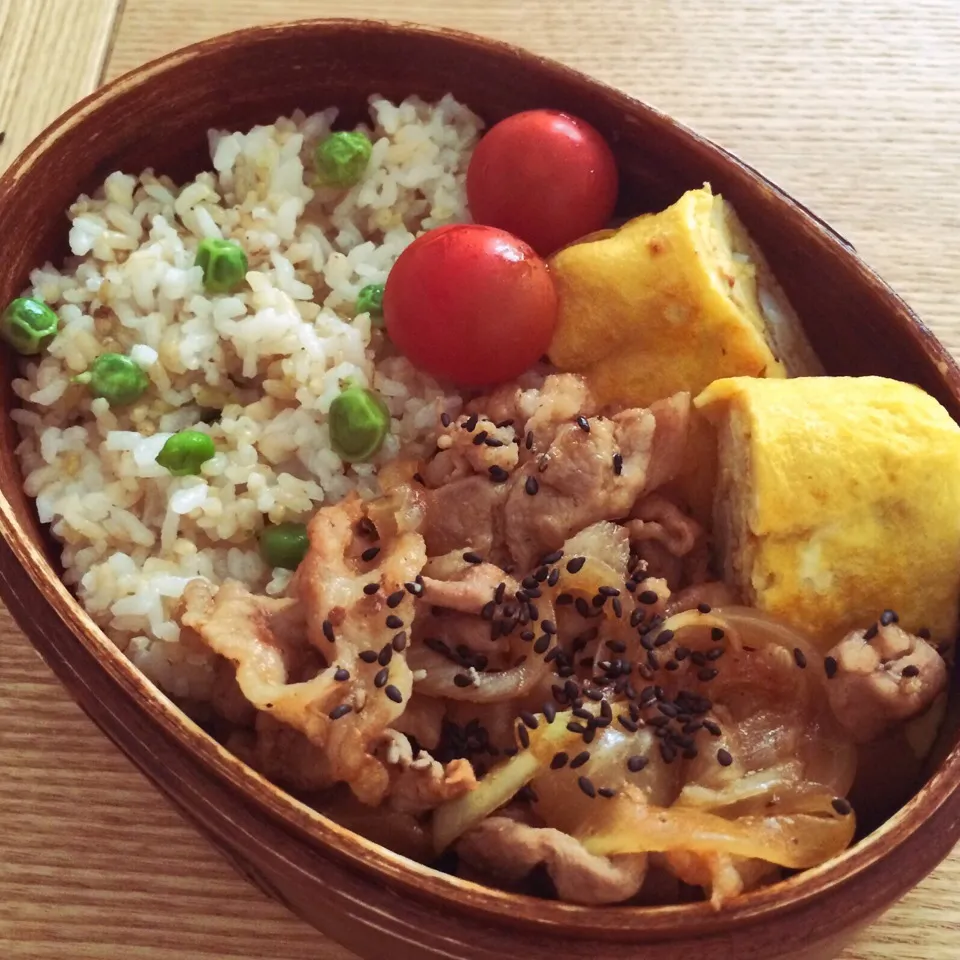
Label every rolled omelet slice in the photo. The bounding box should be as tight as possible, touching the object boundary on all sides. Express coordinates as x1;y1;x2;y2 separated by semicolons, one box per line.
695;376;960;647
547;184;822;410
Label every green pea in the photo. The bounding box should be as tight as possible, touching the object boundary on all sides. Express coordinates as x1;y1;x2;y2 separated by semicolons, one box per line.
329;385;390;463
314;131;373;187
74;352;149;406
0;297;59;355
355;283;385;326
195;238;248;294
155;430;216;476
260;522;309;570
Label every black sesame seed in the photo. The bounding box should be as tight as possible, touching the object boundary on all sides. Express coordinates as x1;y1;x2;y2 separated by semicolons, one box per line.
717;748;733;767
577;776;596;798
597;585;620;598
880;609;899;626
698;667;719;682
864;622;879;641
329;704;352;720
463;413;479;431
440;412;452;427
655;629;675;647
551;752;569;770
658;702;678;718
824;656;838;679
412;472;425;486
711;627;725;641
690;651;707;666
793;647;807;669
463;551;483;565
525;430;534;450
703;719;722;737
385;614;403;630
404;580;423;596
489;465;509;483
547;568;560;587
706;647;724;661
674;646;690;662
378;646;393;667
334;668;350;682
359;650;379;663
516;723;531;749
627;755;648;773
391;631;408;652
918;627;932;640
612;452;623;475
541;620;557;636
361;546;381;563
453;673;473;688
485;437;504;448
385;684;403;704
647;651;661;670
374;667;390;688
902;664;921;678
496;418;515;429
598;787;617;799
480;600;497;621
322;619;336;642
519;711;539;731
524;476;540;497
592;594;607;609
472;430;488;446
618;716;639;733
567;721;587;734
386;590;405;608
832;797;853;816
697;603;712;614
660;743;677;763
363;582;379;596
543;702;557;723
493;582;506;604
570;751;591;770
639;589;659;605
567;556;587;574
630;609;644;628
612;598;623;618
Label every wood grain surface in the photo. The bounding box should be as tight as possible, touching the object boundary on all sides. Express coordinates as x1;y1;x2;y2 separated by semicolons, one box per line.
1;1;959;958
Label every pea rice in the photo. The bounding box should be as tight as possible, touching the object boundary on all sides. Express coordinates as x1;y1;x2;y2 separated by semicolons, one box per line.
11;94;483;700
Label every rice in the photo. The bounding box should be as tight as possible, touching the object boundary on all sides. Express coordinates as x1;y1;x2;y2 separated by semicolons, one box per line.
12;94;483;699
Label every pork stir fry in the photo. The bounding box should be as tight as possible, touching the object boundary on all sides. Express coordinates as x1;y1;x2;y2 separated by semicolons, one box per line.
175;373;950;907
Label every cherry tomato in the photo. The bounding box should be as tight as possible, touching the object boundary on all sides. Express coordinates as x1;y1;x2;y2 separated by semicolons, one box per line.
467;109;619;256
383;224;558;388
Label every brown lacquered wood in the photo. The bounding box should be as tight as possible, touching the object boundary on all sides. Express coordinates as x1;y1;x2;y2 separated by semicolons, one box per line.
0;19;959;960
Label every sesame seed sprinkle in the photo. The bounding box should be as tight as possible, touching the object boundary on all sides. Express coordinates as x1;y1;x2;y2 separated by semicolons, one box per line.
363;582;379;596
717;748;733;767
489;465;509;483
793;647;807;669
378;645;393;667
440;412;452;427
386;590;405;608
598;787;617;799
627;755;648;773
361;546;380;562
639;589;659;605
576;415;590;432
385;685;403;704
902;664;921;678
711;627;725;641
551;752;569;769
577;776;597;798
567;556;586;574
824;656;838;679
463;413;479;431
334;668;350;682
463;551;483;565
385;614;403;630
472;430;488;446
329;704;352;720
525;476;539;496
520;710;539;730
453;673;473;688
570;750;591;769
392;632;408;652
613;453;623;475
832;797;852;815
404;581;423;596
322;619;336;642
516;723;531;749
863;622;879;641
359;650;379;663
374;667;390;688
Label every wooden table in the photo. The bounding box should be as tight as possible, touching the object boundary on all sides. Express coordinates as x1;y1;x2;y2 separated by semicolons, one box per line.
1;1;959;957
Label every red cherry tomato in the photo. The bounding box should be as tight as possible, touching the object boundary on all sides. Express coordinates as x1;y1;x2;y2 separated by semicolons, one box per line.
383;224;558;388
467;109;619;256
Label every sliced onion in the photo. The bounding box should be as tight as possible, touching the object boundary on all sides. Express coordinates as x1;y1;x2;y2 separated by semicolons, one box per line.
579;799;855;870
411;645;552;702
432;711;579;852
